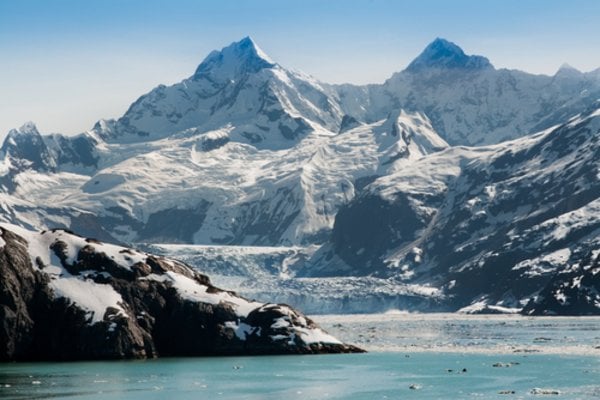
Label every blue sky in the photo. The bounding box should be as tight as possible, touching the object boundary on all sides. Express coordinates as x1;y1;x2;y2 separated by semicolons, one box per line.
1;0;599;137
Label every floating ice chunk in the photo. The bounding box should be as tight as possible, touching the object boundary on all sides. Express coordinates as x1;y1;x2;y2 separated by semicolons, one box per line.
530;388;561;395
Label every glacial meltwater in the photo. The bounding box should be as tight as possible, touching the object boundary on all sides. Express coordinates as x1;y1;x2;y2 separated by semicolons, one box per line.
1;314;599;400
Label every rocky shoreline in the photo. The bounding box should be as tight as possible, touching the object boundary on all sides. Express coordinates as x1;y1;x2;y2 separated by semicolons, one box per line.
0;224;362;361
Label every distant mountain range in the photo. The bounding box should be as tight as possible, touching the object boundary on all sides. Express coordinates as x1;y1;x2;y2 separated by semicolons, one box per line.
1;37;598;315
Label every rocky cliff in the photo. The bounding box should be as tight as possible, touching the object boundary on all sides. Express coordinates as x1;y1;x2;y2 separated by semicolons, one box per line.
0;224;361;361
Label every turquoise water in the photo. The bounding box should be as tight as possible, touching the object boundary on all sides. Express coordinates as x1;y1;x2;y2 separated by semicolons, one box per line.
1;352;599;399
2;315;599;399
316;314;600;354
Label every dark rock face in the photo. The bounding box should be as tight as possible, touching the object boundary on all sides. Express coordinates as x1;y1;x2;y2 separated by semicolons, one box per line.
339;115;361;133
332;193;428;273
522;248;600;315
137;201;211;243
0;123;55;172
0;225;362;361
46;133;99;169
0;229;40;359
0;123;99;176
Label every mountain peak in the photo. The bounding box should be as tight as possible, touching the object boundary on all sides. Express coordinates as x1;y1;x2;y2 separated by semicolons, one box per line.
238;36;274;63
406;38;493;72
193;36;277;82
556;63;582;76
6;121;40;138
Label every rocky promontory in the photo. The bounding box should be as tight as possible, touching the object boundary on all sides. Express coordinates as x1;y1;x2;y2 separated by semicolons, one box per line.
0;224;362;361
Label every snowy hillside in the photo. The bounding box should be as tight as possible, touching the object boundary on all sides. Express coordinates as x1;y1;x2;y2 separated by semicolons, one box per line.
0;105;447;246
319;106;600;313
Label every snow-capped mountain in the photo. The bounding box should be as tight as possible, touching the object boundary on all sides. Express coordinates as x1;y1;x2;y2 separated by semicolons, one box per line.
0;122;99;173
334;38;600;146
1;36;599;315
99;36;343;149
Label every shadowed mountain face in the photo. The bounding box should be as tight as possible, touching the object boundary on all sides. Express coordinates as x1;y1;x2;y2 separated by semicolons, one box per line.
405;38;493;72
0;37;599;315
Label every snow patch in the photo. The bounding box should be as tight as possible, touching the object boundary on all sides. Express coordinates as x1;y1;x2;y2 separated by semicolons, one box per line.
458;300;520;314
224;321;256;340
144;272;262;317
49;277;126;324
295;327;342;345
271;317;291;329
512;248;572;277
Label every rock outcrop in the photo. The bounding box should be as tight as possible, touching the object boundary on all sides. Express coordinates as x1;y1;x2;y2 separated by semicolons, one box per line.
0;224;362;361
522;248;600;315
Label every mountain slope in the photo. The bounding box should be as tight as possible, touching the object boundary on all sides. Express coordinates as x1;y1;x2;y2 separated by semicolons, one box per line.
315;106;600;313
3;109;446;246
1;39;451;248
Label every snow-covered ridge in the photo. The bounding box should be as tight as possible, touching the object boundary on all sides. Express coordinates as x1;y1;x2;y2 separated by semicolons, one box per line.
0;223;258;322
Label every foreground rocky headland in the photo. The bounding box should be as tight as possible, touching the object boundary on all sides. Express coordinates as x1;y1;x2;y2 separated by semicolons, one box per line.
0;224;362;361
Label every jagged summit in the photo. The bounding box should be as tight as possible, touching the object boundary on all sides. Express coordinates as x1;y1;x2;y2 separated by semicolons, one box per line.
193;36;277;82
555;63;582;77
7;121;39;137
406;38;493;72
2;122;43;151
0;121;55;172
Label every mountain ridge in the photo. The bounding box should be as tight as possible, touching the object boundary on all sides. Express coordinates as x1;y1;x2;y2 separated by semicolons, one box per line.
1;37;599;315
4;37;600;147
0;223;361;360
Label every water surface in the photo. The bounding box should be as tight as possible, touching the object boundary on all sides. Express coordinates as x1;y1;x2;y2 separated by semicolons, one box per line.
1;314;599;399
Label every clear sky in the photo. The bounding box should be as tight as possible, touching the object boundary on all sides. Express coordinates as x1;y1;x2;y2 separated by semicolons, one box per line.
1;0;599;138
